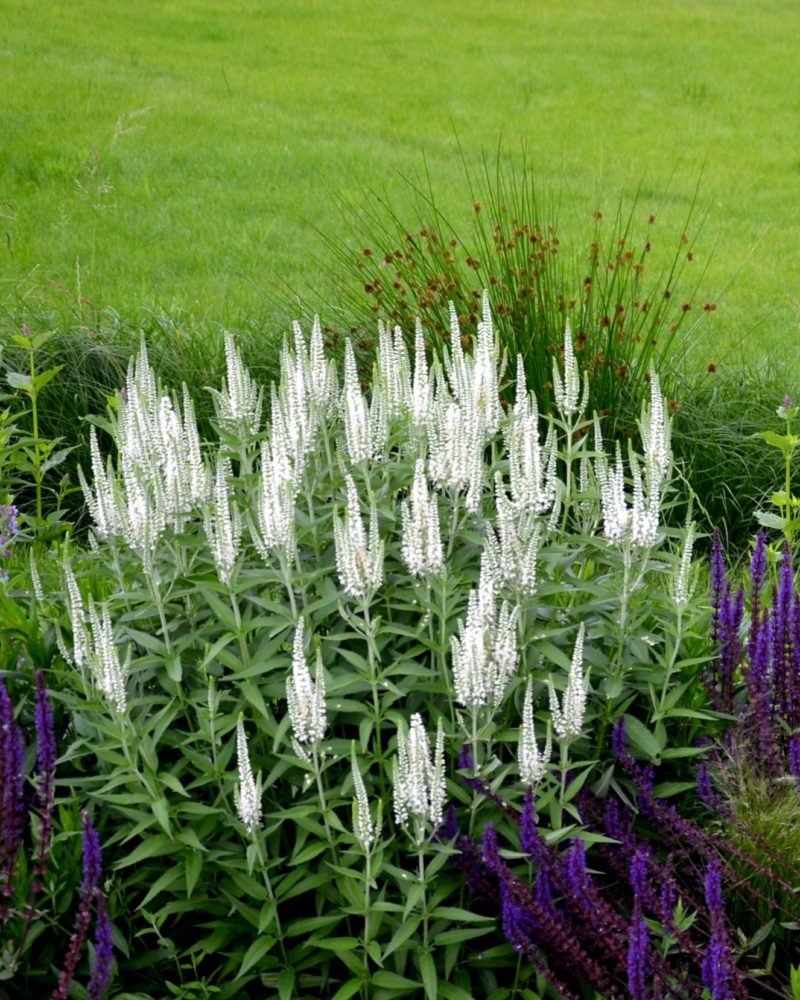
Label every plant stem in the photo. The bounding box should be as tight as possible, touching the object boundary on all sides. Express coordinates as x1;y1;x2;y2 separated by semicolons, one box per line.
417;843;429;951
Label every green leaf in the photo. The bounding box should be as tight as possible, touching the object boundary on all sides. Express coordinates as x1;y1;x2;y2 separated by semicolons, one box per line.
419;952;437;1000
236;935;275;979
277;967;295;1000
6;372;32;392
755;511;788;530
755;429;796;456
185;850;203;898
330;980;365;1000
382;914;420;959
623;714;663;759
371;971;421;990
151;796;172;836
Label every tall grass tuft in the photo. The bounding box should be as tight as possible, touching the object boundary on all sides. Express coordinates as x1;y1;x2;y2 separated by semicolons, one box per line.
310;153;712;430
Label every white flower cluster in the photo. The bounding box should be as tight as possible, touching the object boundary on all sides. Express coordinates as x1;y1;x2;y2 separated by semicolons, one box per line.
547;624;589;742
450;557;518;711
342;339;387;465
400;460;443;578
427;295;504;512
519;680;552;786
251;432;298;563
234;717;262;835
393;713;446;843
286;619;327;751
79;341;207;570
552;321;589;419
595;371;671;551
203;456;242;586
505;359;558;516
670;518;696;610
57;556;128;713
209;331;263;437
351;748;379;851
484;478;543;596
333;475;384;601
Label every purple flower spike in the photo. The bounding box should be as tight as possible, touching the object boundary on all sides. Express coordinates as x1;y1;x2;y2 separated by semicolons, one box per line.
520;786;541;859
789;735;800;792
627;907;650;1000
33;670;57;892
86;891;114;1000
52;812;104;1000
482;823;500;871
701;859;732;1000
0;677;26;907
773;546;795;723
630;847;650;900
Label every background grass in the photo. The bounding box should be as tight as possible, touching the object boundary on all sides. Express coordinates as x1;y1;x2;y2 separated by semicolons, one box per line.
2;0;799;362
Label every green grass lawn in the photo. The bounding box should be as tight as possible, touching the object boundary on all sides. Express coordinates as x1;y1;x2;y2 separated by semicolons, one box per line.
2;0;799;362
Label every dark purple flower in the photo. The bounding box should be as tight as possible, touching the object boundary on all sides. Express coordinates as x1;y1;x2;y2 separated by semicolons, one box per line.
701;860;732;1000
52;812;104;1000
773;546;794;722
86;890;114;1000
630;847;650;900
482;823;501;871
789;735;800;790
457;744;475;772
0;676;25;906
627;907;650;1000
520;786;542;859
436;804;459;842
33;670;57;892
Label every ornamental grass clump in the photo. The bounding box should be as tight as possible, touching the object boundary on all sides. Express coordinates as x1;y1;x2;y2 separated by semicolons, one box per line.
33;293;727;996
310;155;709;432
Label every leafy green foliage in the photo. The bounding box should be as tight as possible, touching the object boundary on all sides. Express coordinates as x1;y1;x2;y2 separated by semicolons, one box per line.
25;320;719;997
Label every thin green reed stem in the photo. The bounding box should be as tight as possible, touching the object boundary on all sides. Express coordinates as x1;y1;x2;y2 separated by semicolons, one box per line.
417;842;429;952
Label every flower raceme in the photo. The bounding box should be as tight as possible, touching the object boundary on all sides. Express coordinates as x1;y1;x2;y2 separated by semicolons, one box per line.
400;459;444;578
286;619;327;750
234;718;262;836
393;713;446;845
519;680;552;786
450;556;519;712
333;474;384;601
547;624;588;742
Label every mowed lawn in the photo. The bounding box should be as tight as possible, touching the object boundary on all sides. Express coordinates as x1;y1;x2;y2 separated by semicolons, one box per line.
1;0;798;360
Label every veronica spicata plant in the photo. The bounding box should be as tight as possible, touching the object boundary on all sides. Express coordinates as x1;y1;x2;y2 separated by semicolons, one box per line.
37;292;714;997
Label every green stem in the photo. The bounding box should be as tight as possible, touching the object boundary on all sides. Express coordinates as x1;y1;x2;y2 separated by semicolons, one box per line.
362;602;383;771
417;843;429;952
253;837;288;963
363;849;371;978
657;607;684;718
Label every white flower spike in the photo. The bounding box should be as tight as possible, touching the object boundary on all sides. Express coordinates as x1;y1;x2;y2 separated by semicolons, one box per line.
519;680;552;786
547;624;588;742
234;717;262;835
286;619;327;747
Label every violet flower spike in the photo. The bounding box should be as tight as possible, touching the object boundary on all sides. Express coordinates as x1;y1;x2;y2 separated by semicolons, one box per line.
33;670;57;892
86;890;114;1000
0;677;25;905
52;812;104;1000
